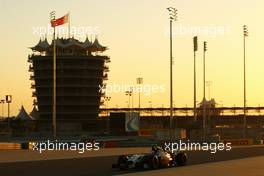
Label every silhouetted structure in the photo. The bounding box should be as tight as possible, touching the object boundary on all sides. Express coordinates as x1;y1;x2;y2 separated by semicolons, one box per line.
197;98;220;117
28;37;110;131
15;106;34;121
29;106;39;120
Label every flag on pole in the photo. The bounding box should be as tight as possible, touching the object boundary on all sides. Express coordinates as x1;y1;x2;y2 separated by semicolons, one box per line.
51;13;69;27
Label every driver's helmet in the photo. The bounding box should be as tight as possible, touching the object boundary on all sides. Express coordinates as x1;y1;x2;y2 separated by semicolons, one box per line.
152;144;158;152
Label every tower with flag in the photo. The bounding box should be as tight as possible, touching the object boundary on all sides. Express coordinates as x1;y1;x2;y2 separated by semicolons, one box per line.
28;12;110;136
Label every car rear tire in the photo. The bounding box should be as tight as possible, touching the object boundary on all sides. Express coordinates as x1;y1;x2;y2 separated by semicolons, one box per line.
118;155;128;170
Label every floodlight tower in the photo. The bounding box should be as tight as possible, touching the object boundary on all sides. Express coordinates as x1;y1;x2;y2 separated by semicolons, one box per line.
193;36;198;121
243;25;248;138
203;41;207;140
167;7;177;140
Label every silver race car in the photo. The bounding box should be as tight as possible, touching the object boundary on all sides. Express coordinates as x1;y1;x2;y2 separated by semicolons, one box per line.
112;145;187;170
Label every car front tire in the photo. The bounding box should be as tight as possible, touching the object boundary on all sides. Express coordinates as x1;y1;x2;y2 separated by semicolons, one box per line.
175;152;187;166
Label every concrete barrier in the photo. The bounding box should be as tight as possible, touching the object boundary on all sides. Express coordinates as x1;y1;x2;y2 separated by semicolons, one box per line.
0;143;21;150
222;139;253;145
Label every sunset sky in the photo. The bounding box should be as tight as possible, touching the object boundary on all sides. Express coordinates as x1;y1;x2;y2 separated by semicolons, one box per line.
0;0;264;116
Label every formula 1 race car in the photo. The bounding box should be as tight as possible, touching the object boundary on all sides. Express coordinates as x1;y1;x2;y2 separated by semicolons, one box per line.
112;145;187;170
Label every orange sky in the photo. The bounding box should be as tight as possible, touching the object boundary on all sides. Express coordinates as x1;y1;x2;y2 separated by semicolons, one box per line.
0;0;264;116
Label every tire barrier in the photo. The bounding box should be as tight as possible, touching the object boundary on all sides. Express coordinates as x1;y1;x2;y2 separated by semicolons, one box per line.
138;130;152;136
103;141;118;148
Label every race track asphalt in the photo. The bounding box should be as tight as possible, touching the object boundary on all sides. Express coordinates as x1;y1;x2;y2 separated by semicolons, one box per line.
121;156;264;176
0;146;263;176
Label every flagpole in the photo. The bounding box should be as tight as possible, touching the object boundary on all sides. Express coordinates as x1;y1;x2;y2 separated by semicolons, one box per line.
50;11;57;138
68;12;70;38
53;25;57;138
